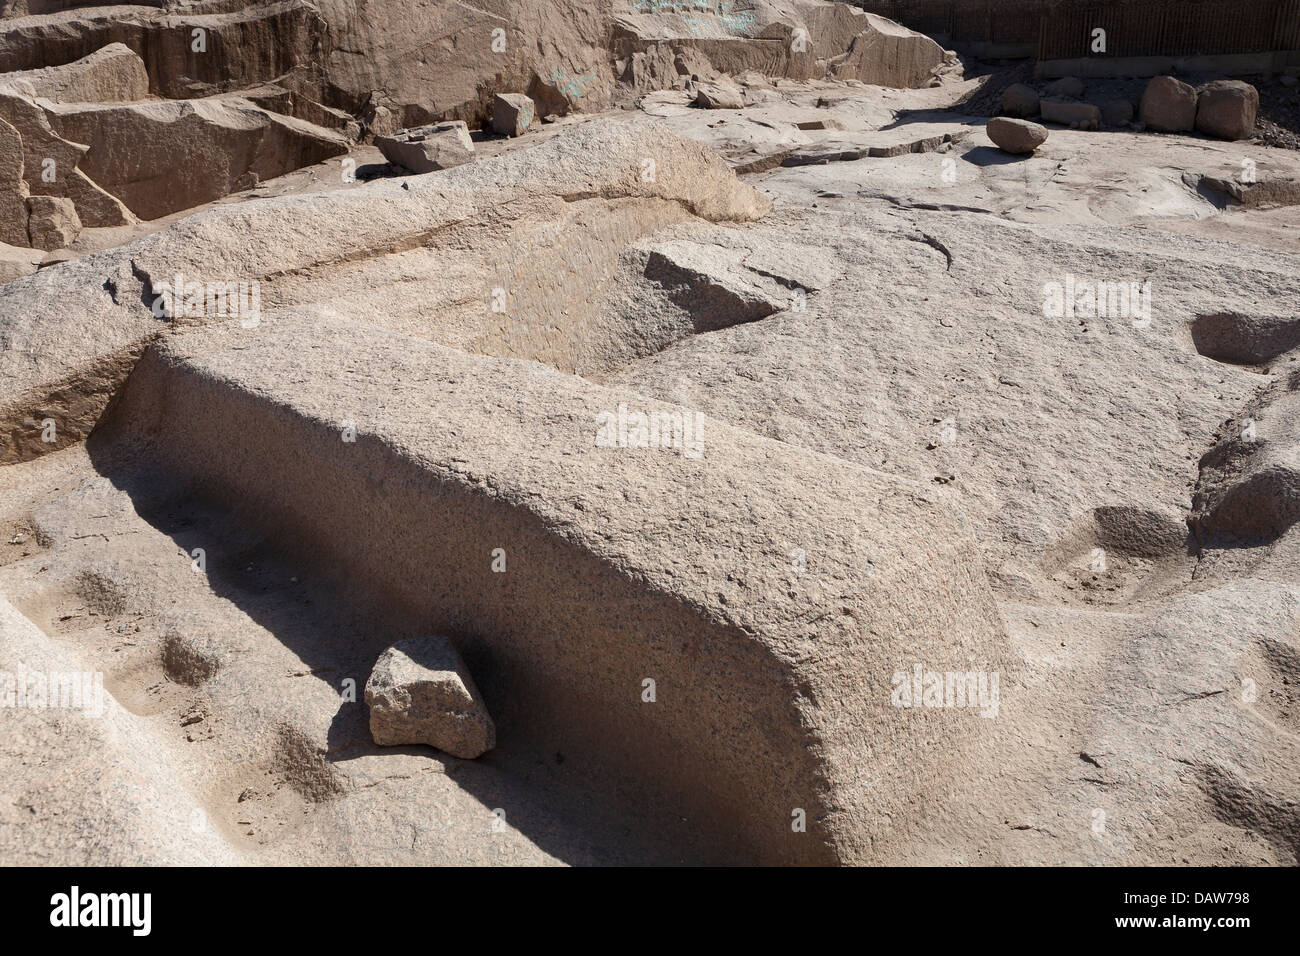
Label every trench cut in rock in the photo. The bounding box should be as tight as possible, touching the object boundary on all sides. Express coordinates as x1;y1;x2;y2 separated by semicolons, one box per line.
0;119;770;465
101;316;1009;865
366;636;496;759
0;597;241;865
8;0;1300;870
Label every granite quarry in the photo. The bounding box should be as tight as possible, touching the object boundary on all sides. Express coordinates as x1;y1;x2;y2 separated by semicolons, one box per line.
1;0;1299;867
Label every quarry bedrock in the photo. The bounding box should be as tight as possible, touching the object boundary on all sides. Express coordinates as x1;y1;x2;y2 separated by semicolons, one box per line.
97;316;1010;864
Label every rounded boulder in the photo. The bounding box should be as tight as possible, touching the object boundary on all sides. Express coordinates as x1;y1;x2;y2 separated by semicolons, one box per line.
986;116;1049;155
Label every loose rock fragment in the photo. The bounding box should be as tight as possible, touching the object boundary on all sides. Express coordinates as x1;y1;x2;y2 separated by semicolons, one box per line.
492;93;534;137
26;195;81;251
365;636;496;759
986;116;1048;155
375;121;475;173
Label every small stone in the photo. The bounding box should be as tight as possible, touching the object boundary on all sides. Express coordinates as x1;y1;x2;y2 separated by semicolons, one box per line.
375;121;475;173
25;196;81;251
366;635;495;759
492;92;534;137
179;701;208;727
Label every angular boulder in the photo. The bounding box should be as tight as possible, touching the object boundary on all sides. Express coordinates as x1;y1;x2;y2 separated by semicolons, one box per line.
492;92;534;137
1040;99;1101;130
1000;83;1039;118
986;116;1047;154
25;194;80;250
1140;75;1197;133
1195;80;1258;140
1200;172;1300;209
376;121;474;173
366;636;496;759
